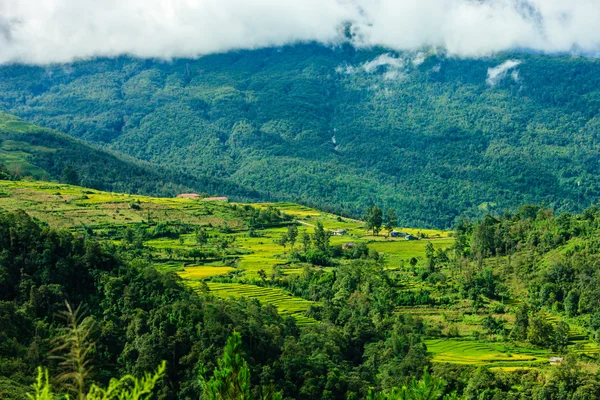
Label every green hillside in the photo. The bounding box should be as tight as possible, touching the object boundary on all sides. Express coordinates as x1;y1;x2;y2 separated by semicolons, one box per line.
0;112;262;200
1;45;599;226
2;179;600;398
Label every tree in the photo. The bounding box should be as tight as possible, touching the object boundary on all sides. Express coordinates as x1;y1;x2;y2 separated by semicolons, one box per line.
257;269;267;284
287;224;298;249
188;249;206;263
367;367;454;400
463;367;499;400
564;290;579;317
62;165;80;186
552;321;570;352
276;233;289;250
425;242;436;273
0;162;11;180
512;304;529;340
528;313;554;347
482;315;505;336
301;231;311;252
216;237;233;262
365;206;383;236
313;222;330;253
409;257;419;268
270;265;284;282
384;209;397;236
196;229;209;247
200;332;252;400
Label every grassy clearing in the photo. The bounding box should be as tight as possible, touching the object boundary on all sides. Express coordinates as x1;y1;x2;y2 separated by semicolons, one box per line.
0;180;244;228
369;238;455;267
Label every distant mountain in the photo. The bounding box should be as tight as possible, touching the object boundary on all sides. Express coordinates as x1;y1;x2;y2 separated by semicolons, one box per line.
0;113;262;201
1;44;599;226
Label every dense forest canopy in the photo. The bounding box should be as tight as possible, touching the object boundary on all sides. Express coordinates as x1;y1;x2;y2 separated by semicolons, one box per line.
0;44;599;227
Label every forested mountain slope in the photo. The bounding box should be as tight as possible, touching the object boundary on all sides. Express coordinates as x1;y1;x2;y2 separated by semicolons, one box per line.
1;44;599;226
0;112;262;200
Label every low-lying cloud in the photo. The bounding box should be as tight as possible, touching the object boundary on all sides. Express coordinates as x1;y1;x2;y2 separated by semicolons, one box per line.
339;52;427;80
341;53;407;80
487;60;522;86
1;0;599;64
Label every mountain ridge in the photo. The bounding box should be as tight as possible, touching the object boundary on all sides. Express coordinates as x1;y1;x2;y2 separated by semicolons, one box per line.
0;112;264;201
1;44;599;227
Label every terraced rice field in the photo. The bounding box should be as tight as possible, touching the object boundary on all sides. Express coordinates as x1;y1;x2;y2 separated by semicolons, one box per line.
204;282;317;326
425;339;548;367
539;312;600;357
178;266;235;279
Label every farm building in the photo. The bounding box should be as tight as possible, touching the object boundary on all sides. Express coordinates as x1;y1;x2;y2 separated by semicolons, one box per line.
342;242;356;250
405;234;419;241
332;229;347;236
390;230;408;238
176;193;201;199
549;357;564;365
203;197;228;202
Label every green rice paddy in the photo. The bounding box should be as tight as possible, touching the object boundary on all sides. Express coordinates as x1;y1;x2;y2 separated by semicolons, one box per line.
204;282;317;326
425;339;548;368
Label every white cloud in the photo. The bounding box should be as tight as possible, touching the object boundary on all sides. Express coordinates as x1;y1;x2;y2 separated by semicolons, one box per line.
0;0;599;64
362;53;405;73
486;60;522;86
412;52;427;67
341;53;427;80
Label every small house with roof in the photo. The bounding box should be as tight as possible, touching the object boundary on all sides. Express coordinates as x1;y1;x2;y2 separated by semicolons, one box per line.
390;230;408;238
549;357;564;365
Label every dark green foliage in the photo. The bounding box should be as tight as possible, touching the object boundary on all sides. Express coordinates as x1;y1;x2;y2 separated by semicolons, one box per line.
199;332;252;400
527;313;555;347
365;206;383;236
367;367;453;400
383;209;397;235
312;221;330;253
482;315;505;336
0;163;10;181
199;332;283;400
3;46;600;226
564;290;579;317
552;321;570;353
463;367;506;400
512;304;530;340
286;224;298;249
61;165;79;186
0;210;439;399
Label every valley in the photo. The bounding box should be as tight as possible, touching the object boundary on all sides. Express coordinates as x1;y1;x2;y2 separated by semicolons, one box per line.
1;0;600;396
1;178;598;380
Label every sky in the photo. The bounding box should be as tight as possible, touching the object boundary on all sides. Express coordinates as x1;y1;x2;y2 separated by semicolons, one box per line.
0;0;598;64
